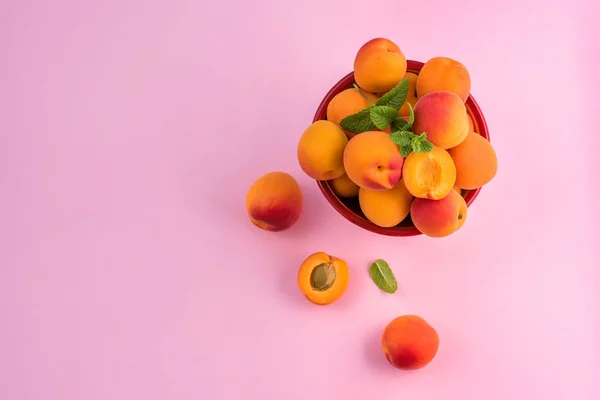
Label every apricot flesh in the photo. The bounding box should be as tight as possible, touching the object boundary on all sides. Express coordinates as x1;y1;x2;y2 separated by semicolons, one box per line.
330;174;360;198
410;189;467;237
343;131;404;190
297;120;348;181
448;131;498;190
402;146;456;200
412;91;469;149
353;38;407;94
382;315;439;370
245;172;303;232
416;56;471;102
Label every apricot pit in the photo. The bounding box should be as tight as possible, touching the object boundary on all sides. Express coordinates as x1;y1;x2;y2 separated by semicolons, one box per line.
310;263;336;291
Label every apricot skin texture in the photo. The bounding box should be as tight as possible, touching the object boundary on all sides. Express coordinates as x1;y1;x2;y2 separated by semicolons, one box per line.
382;315;439;370
245;172;303;232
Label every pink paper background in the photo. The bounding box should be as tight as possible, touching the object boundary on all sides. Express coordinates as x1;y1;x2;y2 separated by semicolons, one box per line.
1;0;599;399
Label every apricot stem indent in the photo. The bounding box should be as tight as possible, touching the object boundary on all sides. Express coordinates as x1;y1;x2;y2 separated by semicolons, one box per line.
310;263;336;291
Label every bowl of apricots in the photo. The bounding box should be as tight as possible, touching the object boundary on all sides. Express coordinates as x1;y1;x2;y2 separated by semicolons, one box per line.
297;37;498;237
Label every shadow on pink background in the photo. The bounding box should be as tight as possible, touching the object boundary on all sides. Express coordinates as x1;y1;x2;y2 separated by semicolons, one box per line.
1;0;599;399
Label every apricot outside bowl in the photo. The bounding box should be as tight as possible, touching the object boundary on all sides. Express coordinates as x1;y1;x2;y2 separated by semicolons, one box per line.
313;60;490;237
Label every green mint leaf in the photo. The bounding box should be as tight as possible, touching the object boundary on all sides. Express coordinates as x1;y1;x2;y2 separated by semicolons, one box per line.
389;130;413;147
390;118;408;133
419;140;434;153
389;128;416;157
369;106;398;130
400;144;413;158
407;103;415;127
411;132;434;154
375;78;409;110
369;259;398;294
339;107;376;133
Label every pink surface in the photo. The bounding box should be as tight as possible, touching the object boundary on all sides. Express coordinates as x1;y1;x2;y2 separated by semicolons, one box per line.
1;1;599;399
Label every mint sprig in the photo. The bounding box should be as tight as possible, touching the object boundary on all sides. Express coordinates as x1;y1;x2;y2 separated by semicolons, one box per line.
339;108;376;133
339;78;409;133
369;106;398;130
390;130;434;157
411;132;434;153
336;77;434;158
376;78;409;110
390;118;409;133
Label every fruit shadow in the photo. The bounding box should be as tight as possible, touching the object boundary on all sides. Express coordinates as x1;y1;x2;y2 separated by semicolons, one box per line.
276;249;317;311
363;324;399;374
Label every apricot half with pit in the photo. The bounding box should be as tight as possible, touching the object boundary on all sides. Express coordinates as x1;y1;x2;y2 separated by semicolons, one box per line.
298;252;349;305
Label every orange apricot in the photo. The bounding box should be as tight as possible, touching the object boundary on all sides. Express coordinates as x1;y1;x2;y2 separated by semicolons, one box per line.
410;189;468;237
245;172;303;232
330;174;360;198
416;56;471;102
412;91;469;149
382;315;439;370
343;131;404;191
402;146;456;200
327;88;378;138
297;120;348;181
398;72;418;117
297;252;349;305
353;38;407;94
448;131;498;190
467;113;475;134
358;178;414;228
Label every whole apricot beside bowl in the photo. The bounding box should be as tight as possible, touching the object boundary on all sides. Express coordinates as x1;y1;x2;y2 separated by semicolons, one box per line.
381;315;439;370
245;171;304;232
298;252;349;305
313;60;490;237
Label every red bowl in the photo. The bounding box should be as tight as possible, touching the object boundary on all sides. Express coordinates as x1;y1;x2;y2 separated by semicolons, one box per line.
313;59;490;237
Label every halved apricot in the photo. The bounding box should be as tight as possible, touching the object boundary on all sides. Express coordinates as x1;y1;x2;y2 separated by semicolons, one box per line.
297;252;349;305
402;146;456;200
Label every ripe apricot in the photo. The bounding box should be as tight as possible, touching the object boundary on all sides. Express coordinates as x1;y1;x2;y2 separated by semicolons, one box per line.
297;120;348;181
343;131;404;191
410;189;468;237
245;172;303;232
448;131;498;190
327;88;378;138
412;91;469;149
398;72;418;117
353;38;407;94
467;113;475;134
297;252;349;305
416;56;471;102
330;174;359;198
382;315;439;370
358;179;414;228
402;146;456;200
